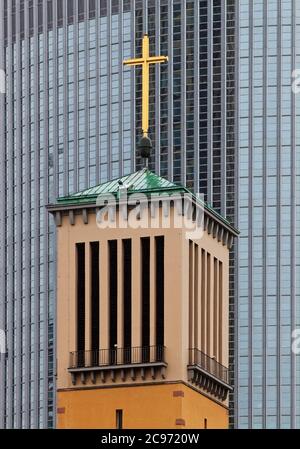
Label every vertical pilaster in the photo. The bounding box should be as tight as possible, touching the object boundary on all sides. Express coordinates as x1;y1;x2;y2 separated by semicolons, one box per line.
197;243;202;352
201;249;206;353
188;241;194;349
213;258;219;360
193;244;199;351
132;237;142;348
219;261;225;365
69;242;77;354
206;253;212;357
99;241;109;351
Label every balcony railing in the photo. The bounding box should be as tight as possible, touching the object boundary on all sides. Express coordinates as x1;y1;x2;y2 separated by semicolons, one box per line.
188;348;229;385
69;345;166;370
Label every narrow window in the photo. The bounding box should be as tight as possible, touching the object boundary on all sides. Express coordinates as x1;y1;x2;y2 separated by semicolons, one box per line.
12;0;16;42
194;244;199;350
206;253;211;356
116;409;123;429
78;0;85;21
38;0;43;32
112;0;119;14
204;418;208;429
91;242;99;366
4;0;8;45
67;0;74;24
100;0;107;17
89;0;96;19
141;237;150;362
213;258;218;359
57;0;63;26
20;0;25;38
29;0;34;36
123;0;131;13
201;249;206;353
109;240;118;364
188;240;194;350
123;239;132;364
76;243;85;367
155;236;164;362
47;0;53;30
218;261;223;364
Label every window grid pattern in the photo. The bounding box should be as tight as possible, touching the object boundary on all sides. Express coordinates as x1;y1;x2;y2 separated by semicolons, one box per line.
0;0;236;428
235;0;300;429
0;0;133;429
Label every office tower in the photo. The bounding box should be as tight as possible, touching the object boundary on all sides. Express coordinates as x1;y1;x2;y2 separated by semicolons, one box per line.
49;168;238;429
234;0;300;428
0;0;134;429
0;0;235;428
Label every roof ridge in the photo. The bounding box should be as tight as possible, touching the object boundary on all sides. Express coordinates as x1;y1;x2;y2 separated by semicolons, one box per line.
58;168;179;201
52;169;238;235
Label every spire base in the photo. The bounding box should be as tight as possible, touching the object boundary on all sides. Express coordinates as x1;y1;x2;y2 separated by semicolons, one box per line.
138;135;152;167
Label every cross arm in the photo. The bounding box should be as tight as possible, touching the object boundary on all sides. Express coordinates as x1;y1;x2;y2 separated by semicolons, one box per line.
123;57;145;66
147;56;169;64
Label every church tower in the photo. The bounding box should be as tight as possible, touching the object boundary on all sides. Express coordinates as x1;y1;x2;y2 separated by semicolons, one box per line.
48;34;238;429
48;168;238;429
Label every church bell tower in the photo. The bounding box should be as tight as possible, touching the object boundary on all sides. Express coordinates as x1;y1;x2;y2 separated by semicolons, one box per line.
48;34;238;429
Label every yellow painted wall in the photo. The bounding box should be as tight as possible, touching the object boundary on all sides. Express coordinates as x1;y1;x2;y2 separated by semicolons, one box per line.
57;383;228;429
181;385;228;429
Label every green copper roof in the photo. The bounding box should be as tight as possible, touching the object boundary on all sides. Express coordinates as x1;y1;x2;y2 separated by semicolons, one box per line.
57;168;184;205
55;168;238;233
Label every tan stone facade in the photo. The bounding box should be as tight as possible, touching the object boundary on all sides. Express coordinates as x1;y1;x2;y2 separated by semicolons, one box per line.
49;174;238;429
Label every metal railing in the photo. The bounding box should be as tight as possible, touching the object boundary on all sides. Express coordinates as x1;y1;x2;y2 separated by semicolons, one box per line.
69;345;166;369
188;348;229;385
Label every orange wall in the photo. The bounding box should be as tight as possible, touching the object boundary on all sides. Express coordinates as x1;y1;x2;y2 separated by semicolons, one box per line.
181;385;228;428
57;383;228;429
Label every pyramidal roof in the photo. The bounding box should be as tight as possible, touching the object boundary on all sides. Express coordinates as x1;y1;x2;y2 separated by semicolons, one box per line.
54;168;238;233
57;168;186;206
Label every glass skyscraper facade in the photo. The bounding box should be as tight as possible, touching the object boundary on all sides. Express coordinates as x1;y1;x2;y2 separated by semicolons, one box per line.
235;0;300;428
0;0;134;429
0;0;235;428
5;0;299;431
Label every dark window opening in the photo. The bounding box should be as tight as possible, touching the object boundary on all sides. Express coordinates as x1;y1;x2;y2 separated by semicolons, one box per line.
47;0;53;30
100;0;107;17
141;237;150;362
76;243;85;367
12;0;16;43
204;418;208;429
67;0;74;24
38;0;43;32
109;240;118;364
206;253;211;355
4;0;8;45
112;0;119;14
116;409;123;429
123;239;132;364
20;0;25;38
91;242;99;366
78;0;85;21
123;0;131;13
57;0;63;26
155;236;164;361
89;0;96;19
188;240;193;350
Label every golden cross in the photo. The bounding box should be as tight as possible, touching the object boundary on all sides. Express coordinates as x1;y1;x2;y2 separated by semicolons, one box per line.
123;34;168;138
